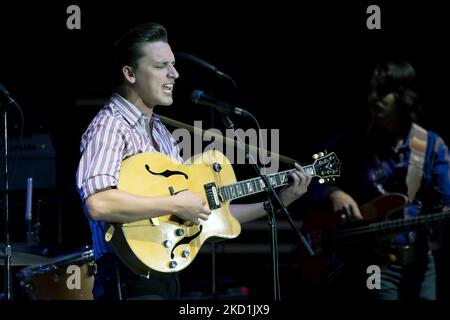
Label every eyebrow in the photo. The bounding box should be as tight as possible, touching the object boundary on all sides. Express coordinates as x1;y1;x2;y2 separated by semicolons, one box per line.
154;60;175;65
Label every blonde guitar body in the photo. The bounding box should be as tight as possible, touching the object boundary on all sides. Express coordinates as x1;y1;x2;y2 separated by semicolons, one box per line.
108;150;241;276
105;150;340;276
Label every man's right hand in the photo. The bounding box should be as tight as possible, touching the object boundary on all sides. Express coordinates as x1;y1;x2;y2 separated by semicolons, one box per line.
329;190;363;221
172;190;211;225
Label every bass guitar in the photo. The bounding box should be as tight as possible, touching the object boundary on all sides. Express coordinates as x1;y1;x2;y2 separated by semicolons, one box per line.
299;193;450;288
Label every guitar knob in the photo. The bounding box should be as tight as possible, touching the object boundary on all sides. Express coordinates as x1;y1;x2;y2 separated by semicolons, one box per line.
182;250;190;258
213;163;222;172
319;178;325;184
318;152;324;157
312;154;319;160
169;261;178;269
175;228;185;236
163;240;173;248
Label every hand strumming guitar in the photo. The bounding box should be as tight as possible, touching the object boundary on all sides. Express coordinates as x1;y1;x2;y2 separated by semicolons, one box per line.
329;190;363;221
172;190;212;225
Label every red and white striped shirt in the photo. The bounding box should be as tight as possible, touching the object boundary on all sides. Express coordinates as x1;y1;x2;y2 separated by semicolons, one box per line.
76;93;182;259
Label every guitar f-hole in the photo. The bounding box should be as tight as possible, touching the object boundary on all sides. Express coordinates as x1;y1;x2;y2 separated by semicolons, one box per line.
170;225;203;259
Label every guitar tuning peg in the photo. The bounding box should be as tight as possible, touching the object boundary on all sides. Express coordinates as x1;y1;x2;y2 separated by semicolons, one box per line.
312;154;319;160
318;152;324;157
319;178;325;184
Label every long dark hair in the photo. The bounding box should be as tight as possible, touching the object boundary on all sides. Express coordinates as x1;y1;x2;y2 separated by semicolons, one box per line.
368;60;423;123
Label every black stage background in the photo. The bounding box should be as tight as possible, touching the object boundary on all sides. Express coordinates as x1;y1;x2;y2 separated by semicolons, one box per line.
1;1;449;301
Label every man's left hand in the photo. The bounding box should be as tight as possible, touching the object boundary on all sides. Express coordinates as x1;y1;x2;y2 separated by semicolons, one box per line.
279;162;312;207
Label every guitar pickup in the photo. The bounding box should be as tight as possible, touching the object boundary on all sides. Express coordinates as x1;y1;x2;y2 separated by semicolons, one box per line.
204;182;221;210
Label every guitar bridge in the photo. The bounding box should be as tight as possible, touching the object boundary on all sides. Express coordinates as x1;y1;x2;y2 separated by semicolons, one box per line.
204;183;221;210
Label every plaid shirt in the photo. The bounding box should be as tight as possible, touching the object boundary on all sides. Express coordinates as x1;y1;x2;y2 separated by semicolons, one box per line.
310;125;450;247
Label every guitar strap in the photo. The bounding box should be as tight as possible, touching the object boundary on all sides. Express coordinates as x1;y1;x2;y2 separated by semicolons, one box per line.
406;123;428;203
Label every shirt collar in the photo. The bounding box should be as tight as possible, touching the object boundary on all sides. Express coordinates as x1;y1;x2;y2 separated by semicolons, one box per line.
110;93;161;126
399;125;414;150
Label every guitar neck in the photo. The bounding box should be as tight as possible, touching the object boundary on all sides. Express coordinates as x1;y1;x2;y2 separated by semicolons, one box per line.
338;209;450;239
218;165;315;202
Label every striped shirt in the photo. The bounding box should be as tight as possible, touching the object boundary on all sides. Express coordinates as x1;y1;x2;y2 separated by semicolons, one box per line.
76;93;183;260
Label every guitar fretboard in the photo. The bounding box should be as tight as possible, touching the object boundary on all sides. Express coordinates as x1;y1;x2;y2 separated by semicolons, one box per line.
338;210;450;238
219;165;315;202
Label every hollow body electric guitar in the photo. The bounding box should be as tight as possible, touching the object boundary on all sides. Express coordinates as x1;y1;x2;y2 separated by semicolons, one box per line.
105;149;340;276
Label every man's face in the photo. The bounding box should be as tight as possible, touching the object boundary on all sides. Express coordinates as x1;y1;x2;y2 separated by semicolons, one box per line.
133;41;179;108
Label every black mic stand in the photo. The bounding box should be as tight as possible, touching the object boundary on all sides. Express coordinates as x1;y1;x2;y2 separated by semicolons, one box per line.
1;108;12;300
209;95;218;301
220;113;314;300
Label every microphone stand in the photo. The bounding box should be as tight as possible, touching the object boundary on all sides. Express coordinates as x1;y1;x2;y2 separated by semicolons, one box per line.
1;108;12;300
209;93;218;301
219;113;314;300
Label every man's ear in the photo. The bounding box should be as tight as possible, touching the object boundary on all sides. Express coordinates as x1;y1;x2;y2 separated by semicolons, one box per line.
122;66;136;84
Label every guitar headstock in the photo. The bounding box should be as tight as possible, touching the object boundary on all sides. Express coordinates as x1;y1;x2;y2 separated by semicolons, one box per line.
312;151;341;184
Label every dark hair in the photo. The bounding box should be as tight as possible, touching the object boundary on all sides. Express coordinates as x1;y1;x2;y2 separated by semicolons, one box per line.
112;22;168;86
369;60;423;122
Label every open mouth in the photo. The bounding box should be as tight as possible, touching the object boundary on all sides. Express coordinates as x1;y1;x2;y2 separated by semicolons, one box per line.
162;83;174;93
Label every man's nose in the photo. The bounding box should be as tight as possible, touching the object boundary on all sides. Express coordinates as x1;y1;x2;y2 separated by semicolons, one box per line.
168;65;179;79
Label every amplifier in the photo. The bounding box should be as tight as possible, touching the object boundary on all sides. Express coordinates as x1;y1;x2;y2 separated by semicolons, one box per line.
0;134;56;190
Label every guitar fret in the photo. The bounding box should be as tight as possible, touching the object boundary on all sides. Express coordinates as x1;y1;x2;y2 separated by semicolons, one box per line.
258;179;263;191
236;184;242;197
223;187;228;201
260;179;265;190
275;174;281;186
305;165;314;176
239;182;244;196
247;182;253;193
252;179;258;192
242;182;248;196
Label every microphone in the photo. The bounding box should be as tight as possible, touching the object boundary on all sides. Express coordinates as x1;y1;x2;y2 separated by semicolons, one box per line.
176;52;232;80
25;177;33;223
191;90;250;117
25;177;35;246
0;82;20;107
